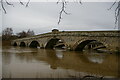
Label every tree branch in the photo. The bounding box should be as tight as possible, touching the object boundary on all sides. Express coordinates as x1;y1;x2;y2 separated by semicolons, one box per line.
108;0;120;29
26;0;30;7
5;0;14;6
0;0;31;14
58;0;70;24
108;0;117;10
1;0;7;14
79;0;82;5
57;0;82;24
115;1;120;28
19;0;24;5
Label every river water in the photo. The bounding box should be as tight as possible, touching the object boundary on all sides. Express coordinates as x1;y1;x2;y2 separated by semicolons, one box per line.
1;46;119;78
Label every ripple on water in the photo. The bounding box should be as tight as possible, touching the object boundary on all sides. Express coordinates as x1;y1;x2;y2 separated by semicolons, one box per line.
2;46;118;78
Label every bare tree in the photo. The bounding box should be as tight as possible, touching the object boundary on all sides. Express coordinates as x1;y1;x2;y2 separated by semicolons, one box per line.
2;27;13;36
17;29;34;38
27;29;34;36
17;30;27;38
2;27;13;40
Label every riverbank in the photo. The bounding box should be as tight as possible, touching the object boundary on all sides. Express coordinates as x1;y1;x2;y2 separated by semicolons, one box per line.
2;40;12;46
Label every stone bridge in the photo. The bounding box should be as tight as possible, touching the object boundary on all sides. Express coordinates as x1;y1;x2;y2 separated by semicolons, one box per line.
11;30;120;52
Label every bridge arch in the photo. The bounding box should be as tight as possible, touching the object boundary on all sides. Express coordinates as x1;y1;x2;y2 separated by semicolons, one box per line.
20;42;26;47
74;39;106;51
13;42;17;46
45;38;65;49
29;40;40;48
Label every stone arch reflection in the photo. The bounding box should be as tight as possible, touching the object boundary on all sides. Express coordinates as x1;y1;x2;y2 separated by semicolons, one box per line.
45;50;60;69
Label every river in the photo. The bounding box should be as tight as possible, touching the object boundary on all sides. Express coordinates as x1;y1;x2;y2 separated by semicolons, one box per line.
1;46;119;78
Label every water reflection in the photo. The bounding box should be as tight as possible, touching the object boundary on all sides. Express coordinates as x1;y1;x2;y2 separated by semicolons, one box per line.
55;50;64;59
83;50;106;64
87;55;105;64
2;46;118;78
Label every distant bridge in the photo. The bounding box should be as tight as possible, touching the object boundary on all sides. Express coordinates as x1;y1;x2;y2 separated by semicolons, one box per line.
12;29;120;52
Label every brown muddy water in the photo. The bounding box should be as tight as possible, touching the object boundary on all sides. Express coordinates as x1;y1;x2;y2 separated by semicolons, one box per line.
1;46;119;78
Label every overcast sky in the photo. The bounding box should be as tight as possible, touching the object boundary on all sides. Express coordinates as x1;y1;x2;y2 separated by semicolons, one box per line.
1;1;118;35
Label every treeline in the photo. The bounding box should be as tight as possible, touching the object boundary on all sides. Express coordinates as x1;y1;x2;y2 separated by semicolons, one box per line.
2;27;35;46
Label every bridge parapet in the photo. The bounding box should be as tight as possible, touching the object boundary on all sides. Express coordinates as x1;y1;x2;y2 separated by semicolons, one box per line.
13;30;120;42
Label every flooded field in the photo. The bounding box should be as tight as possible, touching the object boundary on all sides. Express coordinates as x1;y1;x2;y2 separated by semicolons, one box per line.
1;46;119;78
